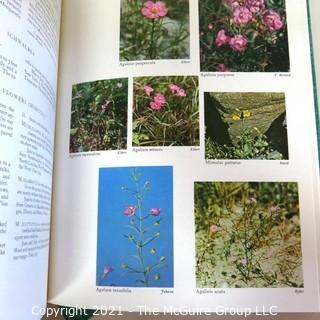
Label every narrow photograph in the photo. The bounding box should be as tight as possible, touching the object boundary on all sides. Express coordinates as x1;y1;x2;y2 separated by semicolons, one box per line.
199;0;290;72
205;92;288;160
133;76;199;147
69;79;128;153
97;166;174;288
195;182;303;288
120;0;190;61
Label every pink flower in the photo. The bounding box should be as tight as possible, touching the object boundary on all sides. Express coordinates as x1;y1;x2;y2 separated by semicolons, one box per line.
263;10;283;31
150;208;161;216
124;205;135;217
215;29;230;47
168;84;187;97
229;34;248;52
101;99;112;110
103;265;113;277
144;85;154;96
217;64;230;72
141;1;168;19
270;206;279;213
209;224;220;234
150;93;166;110
233;6;252;24
249;197;257;204
245;0;265;13
225;0;241;9
208;23;214;30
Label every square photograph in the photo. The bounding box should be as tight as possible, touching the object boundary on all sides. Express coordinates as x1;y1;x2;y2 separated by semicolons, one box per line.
205;92;289;160
133;76;199;147
195;181;303;288
69;78;128;153
96;166;174;288
199;0;290;72
120;0;190;61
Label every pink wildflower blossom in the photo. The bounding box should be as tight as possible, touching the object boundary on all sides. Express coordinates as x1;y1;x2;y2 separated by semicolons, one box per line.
141;1;168;19
150;208;161;216
217;63;230;72
168;84;187;97
103;265;113;277
225;0;241;9
233;6;253;24
215;29;230;47
124;205;136;217
245;0;265;13
229;34;248;52
209;224;220;234
270;206;279;213
101;99;112;110
144;85;154;96
263;10;283;31
150;93;166;110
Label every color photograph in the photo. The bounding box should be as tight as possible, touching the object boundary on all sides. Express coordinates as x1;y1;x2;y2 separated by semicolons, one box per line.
199;0;290;72
205;92;288;160
195;182;303;288
69;78;128;153
120;0;190;61
97;166;174;288
133;76;199;146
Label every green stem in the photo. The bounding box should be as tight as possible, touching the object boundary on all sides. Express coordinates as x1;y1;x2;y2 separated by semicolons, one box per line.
135;181;149;287
149;19;156;59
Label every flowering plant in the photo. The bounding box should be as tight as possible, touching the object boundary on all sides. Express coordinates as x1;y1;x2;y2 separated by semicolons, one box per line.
121;168;166;287
70;79;128;153
120;0;190;61
195;182;303;288
205;92;288;160
199;0;289;72
133;76;199;146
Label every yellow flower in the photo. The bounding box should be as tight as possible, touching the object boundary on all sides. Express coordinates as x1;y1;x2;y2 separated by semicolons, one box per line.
242;110;251;118
232;115;241;121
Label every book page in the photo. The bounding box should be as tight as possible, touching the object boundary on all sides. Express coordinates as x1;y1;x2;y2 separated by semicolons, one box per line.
0;0;61;319
49;0;320;314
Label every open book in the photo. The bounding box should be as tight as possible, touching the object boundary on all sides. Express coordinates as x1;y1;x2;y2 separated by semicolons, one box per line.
1;0;320;318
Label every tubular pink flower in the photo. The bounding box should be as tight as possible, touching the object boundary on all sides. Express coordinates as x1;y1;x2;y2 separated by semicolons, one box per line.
233;6;253;24
245;0;265;13
141;1;168;19
124;205;136;217
229;34;248;52
215;29;230;47
144;85;154;96
103;265;113;277
150;208;161;216
263;10;283;31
